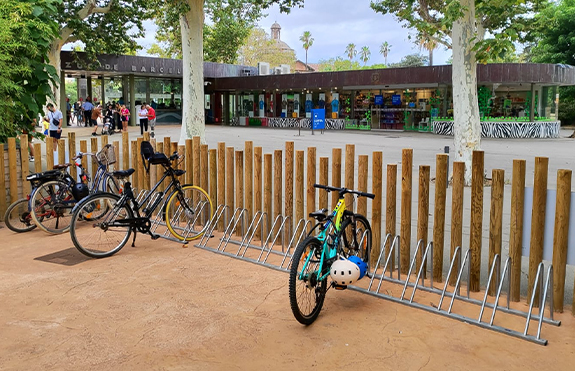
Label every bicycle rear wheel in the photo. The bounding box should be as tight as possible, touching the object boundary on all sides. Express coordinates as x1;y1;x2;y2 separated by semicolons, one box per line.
4;198;36;233
289;237;328;325
30;180;75;234
70;193;133;258
341;214;372;270
164;185;213;241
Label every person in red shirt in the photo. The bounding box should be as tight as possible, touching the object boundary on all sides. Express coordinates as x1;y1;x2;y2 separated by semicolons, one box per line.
146;103;156;132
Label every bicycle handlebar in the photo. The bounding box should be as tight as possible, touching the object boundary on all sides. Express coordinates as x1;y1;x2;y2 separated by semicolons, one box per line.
313;183;375;199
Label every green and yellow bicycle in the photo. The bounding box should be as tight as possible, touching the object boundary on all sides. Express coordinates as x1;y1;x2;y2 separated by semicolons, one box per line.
289;184;374;325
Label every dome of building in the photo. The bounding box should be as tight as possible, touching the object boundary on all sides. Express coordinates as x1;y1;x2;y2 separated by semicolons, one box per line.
270;22;293;53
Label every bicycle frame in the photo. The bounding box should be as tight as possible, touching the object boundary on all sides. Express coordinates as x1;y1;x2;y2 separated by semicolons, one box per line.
299;195;348;283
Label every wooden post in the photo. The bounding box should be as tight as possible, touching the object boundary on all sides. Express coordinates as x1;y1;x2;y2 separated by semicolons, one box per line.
68;132;77;180
8;138;18;202
416;165;430;278
0;145;6;215
386;164;397;273
331;148;342;210
136;137;144;191
113;141;119;172
209;149;217;210
46;138;54;170
193;136;201;187
91;137;98;181
163;137;171;190
450;162;465;285
345;144;355;213
200;144;208;191
171;142;178;168
245;141;253;221
295;150;305;223
217;142;226;230
371;152;383;265
509;159;526;302
285;142;294;231
254;147;263;238
131;140;138;188
58;139;65;165
400;148;413;275
469;150;484;292
307;147;316;223
274;150;283;240
487;169;505;295
319;157;329;210
235;150;244;236
122;131;129;171
264;153;272;232
433;154;448;283
156;142;164;192
33;143;42;174
226;147;235;214
528;157;548;303
185;139;193;186
20;135;30;196
101;134;109;147
80;140;88;176
552;169;571;312
357;155;368;217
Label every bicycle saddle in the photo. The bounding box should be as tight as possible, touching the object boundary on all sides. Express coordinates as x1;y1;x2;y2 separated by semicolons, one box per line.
113;168;135;178
53;163;72;170
309;208;329;221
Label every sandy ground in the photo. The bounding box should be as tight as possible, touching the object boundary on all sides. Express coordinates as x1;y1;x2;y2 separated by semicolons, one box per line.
1;224;575;371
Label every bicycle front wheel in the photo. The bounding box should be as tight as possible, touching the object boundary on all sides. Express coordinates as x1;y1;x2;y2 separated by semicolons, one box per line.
30;180;75;234
70;193;133;258
164;185;213;241
289;237;328;325
4;198;36;233
341;214;372;271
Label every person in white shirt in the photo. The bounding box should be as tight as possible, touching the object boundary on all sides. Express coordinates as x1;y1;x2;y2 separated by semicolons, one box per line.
138;102;149;135
46;103;63;151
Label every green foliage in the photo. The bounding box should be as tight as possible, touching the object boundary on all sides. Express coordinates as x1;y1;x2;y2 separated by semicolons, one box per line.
318;57;361;71
359;46;371;65
237;27;296;67
0;0;60;143
379;41;391;65
59;0;151;66
388;53;428;67
345;43;357;61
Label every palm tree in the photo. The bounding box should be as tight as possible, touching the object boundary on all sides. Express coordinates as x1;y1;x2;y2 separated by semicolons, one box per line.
299;31;314;71
379;41;391;66
360;46;371;66
345;43;357;61
417;35;437;66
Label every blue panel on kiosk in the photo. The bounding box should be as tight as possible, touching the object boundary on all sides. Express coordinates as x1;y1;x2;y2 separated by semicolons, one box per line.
312;109;325;130
392;94;401;105
374;95;384;105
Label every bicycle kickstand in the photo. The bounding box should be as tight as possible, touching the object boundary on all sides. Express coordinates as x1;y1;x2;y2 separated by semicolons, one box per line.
131;229;137;247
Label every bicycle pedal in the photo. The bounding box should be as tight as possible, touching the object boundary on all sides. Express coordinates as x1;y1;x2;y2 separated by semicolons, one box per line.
333;284;348;290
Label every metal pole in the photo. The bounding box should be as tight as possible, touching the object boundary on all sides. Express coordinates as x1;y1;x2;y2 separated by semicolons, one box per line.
444;145;450;188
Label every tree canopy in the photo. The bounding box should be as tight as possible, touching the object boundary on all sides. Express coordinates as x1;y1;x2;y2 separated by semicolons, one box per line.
237;27;296;67
388;53;428;67
0;0;59;142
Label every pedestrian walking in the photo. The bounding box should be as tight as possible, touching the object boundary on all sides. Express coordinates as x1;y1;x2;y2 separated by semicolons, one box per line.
138;102;148;135
120;105;130;132
46;103;63;151
82;98;93;127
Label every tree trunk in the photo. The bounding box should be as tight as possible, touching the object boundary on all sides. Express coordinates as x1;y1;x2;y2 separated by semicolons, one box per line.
48;40;63;111
429;49;433;66
179;0;206;144
451;0;481;184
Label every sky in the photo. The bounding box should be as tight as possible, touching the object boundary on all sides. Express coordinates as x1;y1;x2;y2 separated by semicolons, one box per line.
131;0;452;66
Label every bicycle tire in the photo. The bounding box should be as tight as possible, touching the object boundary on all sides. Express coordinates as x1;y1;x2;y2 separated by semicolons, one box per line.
289;236;328;325
70;193;133;258
164;185;213;241
340;214;372;271
4;198;37;233
30;180;75;234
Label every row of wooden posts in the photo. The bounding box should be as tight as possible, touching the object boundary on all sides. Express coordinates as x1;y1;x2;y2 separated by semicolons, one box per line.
0;132;573;314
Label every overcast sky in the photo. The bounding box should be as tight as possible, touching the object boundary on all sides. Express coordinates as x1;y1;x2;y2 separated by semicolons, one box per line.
132;1;452;65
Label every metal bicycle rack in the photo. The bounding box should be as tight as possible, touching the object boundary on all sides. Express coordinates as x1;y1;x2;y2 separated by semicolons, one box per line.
353;236;560;345
152;203;561;346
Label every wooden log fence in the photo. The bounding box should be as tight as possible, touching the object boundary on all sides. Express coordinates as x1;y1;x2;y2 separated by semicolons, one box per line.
1;135;575;313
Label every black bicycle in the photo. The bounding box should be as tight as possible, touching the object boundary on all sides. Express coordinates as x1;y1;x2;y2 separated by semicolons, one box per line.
69;141;213;258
